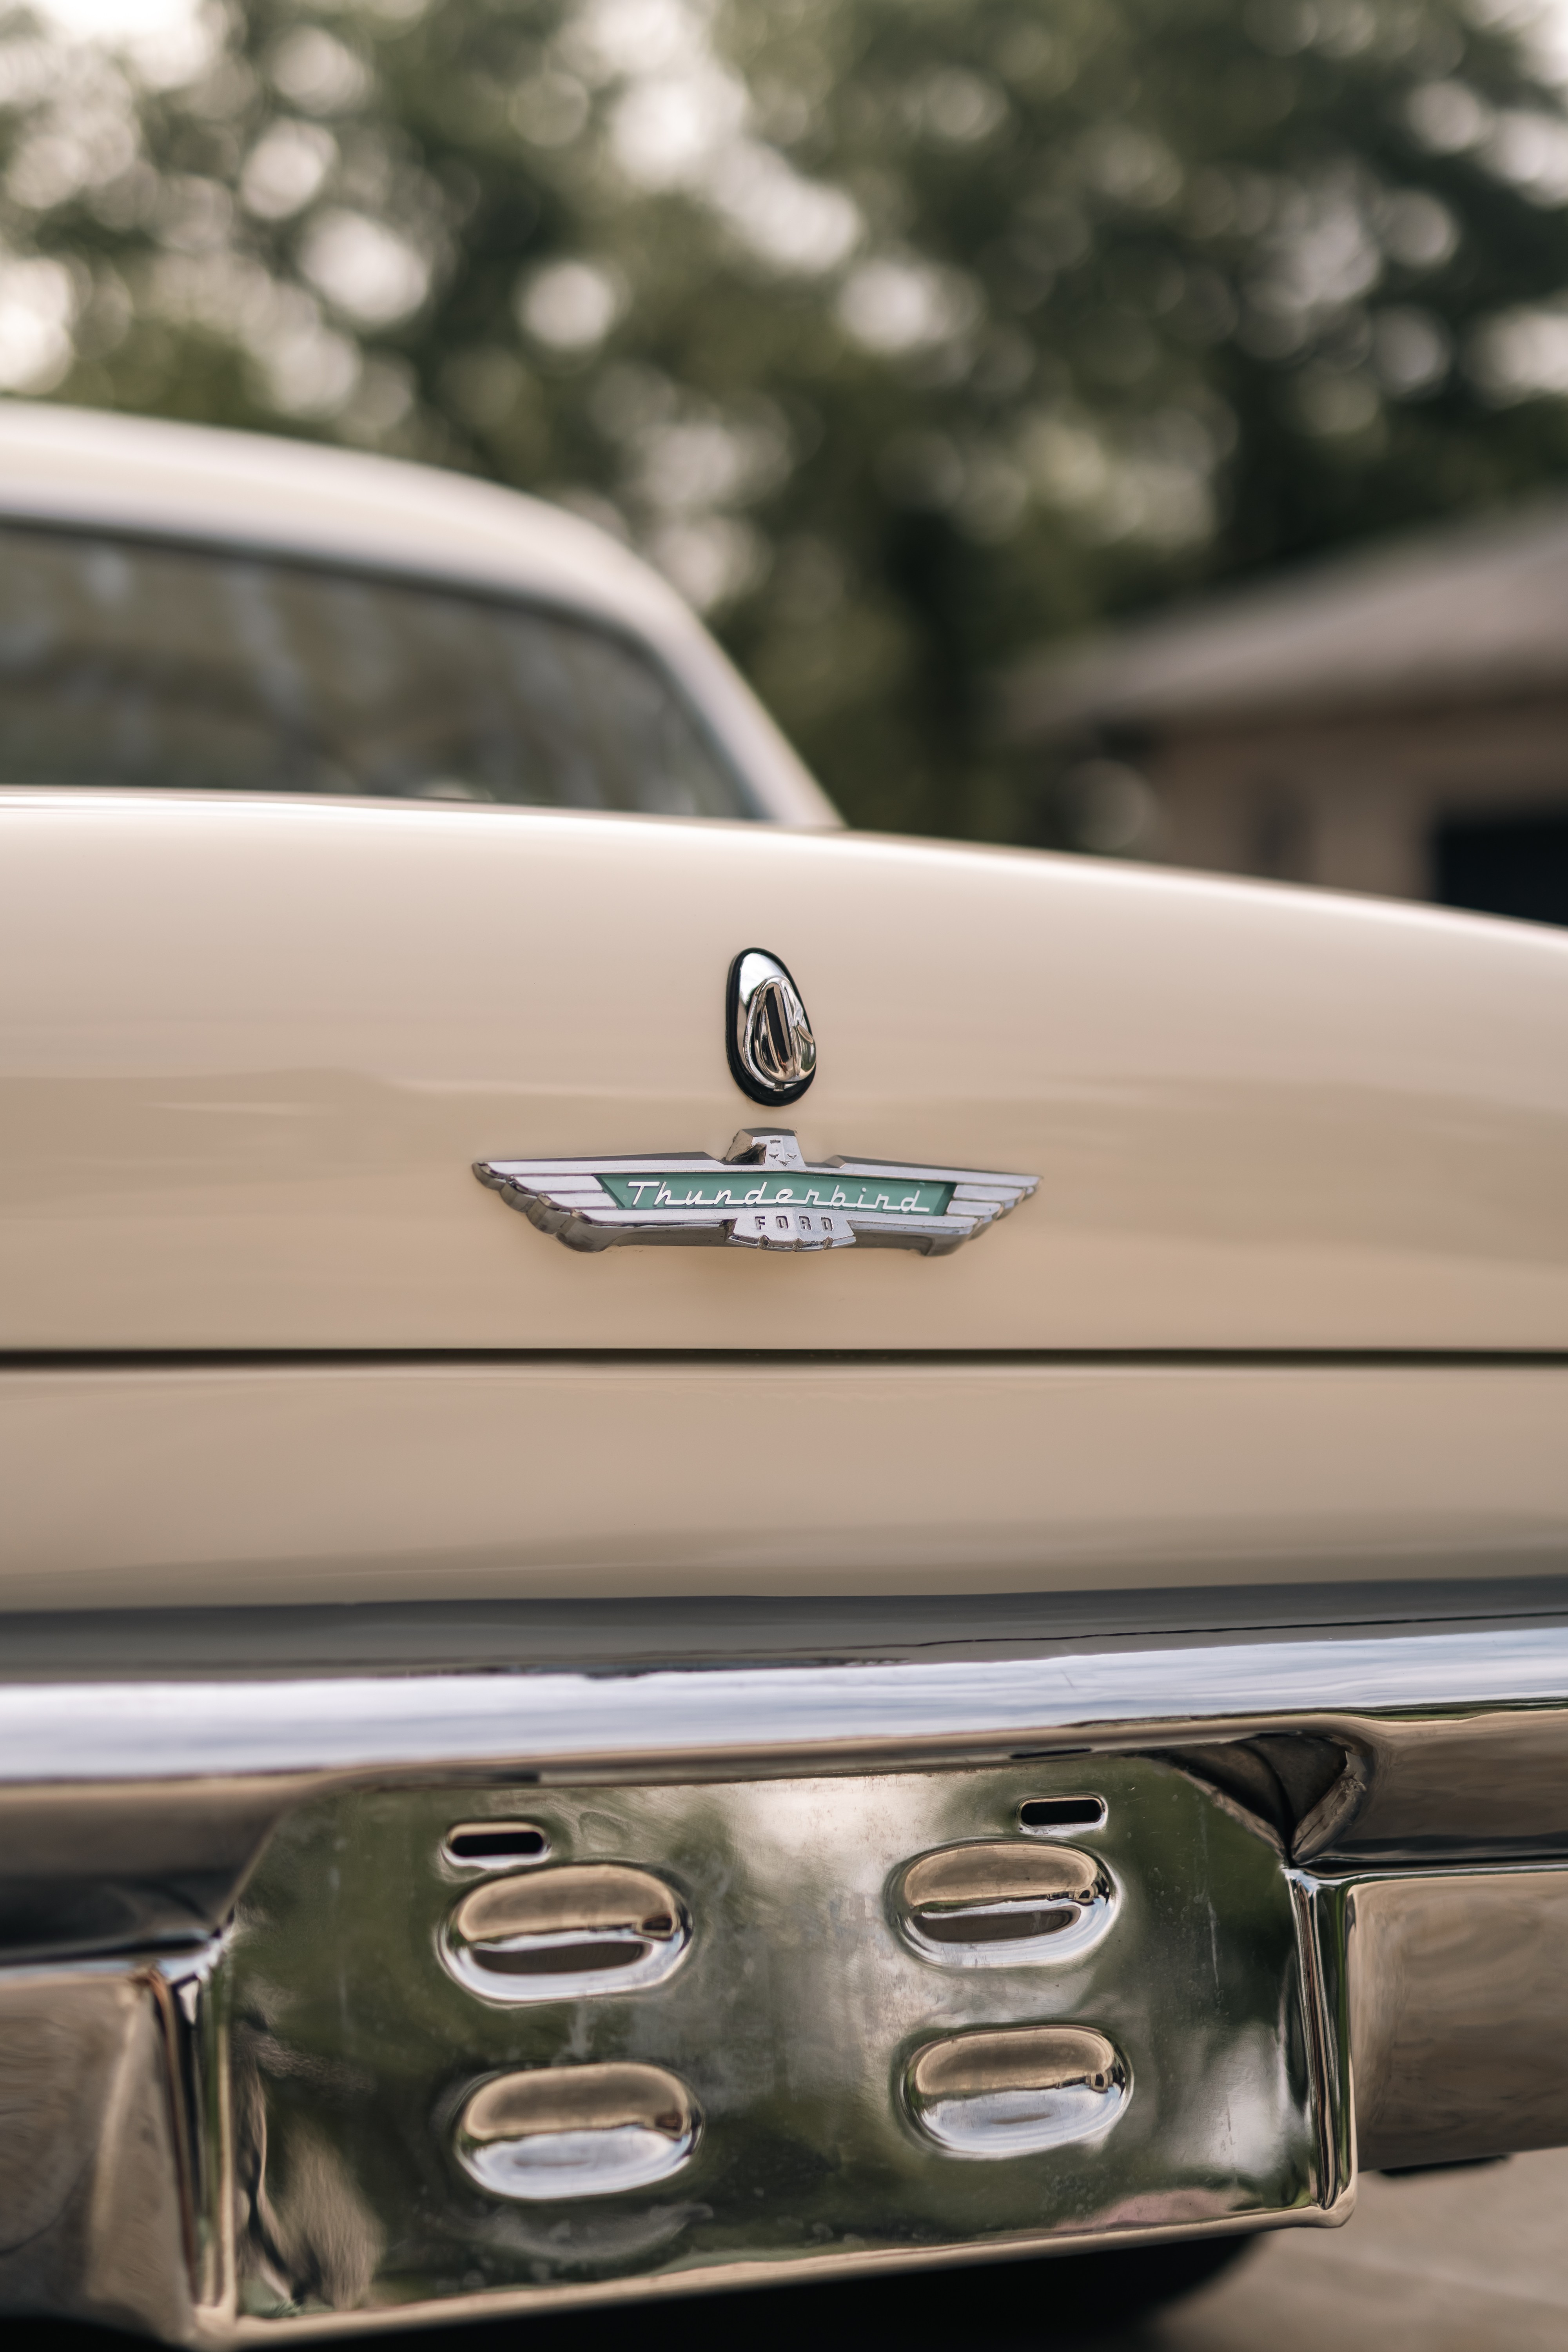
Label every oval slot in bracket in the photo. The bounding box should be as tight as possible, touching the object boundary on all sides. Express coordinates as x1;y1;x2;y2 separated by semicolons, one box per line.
443;1821;551;1869
894;1840;1115;1967
906;2025;1129;2159
456;2063;700;2200
1018;1795;1106;1833
443;1864;690;2004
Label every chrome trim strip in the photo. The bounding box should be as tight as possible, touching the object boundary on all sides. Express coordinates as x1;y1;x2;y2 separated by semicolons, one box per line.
3;1622;1567;1784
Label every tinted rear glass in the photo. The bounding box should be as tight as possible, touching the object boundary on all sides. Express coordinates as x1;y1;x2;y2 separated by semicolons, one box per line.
0;523;757;819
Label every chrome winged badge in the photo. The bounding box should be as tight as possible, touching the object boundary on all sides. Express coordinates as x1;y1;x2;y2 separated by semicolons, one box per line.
475;1129;1037;1255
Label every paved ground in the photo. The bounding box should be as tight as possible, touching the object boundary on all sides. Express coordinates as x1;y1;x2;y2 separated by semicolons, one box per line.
1127;2149;1568;2352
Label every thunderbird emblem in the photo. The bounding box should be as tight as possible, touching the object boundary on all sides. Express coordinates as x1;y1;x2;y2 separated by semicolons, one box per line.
475;1129;1037;1255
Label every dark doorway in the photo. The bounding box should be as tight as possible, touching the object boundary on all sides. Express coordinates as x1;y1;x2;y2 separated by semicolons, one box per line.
1433;808;1568;927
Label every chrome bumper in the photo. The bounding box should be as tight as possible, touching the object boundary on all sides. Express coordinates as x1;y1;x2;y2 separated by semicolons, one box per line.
3;1613;1567;2344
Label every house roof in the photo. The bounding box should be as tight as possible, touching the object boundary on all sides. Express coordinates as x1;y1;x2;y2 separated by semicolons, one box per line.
1005;494;1568;741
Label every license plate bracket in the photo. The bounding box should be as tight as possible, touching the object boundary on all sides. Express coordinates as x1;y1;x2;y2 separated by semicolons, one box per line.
220;1752;1350;2324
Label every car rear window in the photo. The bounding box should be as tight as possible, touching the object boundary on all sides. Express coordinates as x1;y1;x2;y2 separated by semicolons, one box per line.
0;522;758;819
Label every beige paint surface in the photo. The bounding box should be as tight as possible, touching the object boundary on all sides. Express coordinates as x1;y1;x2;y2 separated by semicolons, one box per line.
3;1359;1564;1606
2;793;1566;1352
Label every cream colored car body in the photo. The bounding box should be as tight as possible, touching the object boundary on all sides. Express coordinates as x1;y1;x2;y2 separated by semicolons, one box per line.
4;789;1568;1610
2;410;1567;1607
3;408;1568;2343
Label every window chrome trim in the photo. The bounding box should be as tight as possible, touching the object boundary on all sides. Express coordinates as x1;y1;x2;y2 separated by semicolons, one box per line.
0;514;776;823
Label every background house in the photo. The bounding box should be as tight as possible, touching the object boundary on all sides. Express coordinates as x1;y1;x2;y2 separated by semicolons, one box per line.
1004;500;1568;928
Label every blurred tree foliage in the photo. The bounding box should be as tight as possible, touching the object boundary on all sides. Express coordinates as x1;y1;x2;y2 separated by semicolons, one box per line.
5;0;1568;836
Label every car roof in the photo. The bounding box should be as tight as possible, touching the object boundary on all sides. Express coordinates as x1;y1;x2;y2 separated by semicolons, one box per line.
0;400;838;828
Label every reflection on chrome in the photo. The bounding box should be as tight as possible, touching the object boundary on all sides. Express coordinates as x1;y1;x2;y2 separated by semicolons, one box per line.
456;2064;699;2200
895;1841;1115;1966
906;2026;1129;2157
442;1864;689;2003
6;1621;1568;1784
